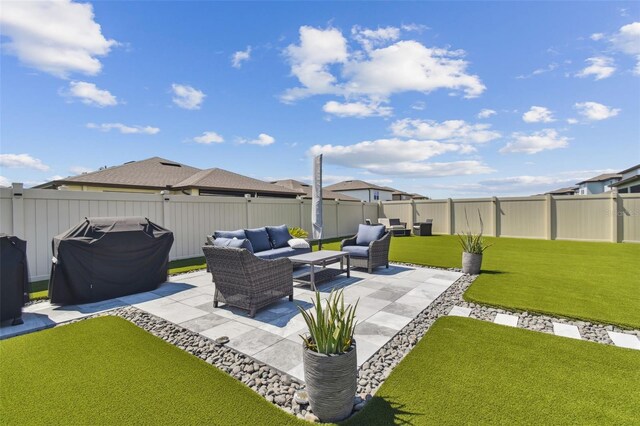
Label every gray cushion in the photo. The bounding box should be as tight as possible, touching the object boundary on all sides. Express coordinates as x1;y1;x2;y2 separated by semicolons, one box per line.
342;245;369;258
255;246;311;260
244;227;272;253
213;237;254;252
214;229;246;240
266;224;292;249
355;224;385;246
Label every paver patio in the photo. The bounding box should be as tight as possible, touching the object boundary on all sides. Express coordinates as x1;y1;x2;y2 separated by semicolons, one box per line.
0;264;462;381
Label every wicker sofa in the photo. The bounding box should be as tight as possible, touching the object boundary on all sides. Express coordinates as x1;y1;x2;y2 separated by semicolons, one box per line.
202;245;293;317
340;224;391;273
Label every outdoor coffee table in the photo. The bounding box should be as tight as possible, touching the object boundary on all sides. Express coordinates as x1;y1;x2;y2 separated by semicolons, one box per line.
289;250;350;291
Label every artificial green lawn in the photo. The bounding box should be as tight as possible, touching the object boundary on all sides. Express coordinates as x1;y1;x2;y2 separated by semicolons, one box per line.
0;316;305;426
346;316;640;425
322;235;640;328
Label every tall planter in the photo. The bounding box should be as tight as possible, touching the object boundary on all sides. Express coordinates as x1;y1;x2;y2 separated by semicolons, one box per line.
303;342;357;422
462;252;482;274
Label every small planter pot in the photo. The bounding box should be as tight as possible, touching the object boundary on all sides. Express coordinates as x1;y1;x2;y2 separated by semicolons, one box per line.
303;342;357;423
462;252;483;274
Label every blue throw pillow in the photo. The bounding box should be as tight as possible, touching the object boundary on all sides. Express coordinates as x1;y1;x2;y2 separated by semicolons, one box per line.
213;237;254;252
214;229;246;240
355;224;385;246
266;224;292;249
244;227;272;252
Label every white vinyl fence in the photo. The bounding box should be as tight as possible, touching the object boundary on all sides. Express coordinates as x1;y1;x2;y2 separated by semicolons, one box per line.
2;184;638;282
0;185;378;281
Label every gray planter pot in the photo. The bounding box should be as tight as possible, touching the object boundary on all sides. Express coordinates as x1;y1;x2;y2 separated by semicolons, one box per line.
462;252;483;274
303;342;357;423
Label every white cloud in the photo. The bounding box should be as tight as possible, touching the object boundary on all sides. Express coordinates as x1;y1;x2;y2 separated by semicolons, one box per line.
0;176;11;187
411;101;426;110
231;46;251;68
574;101;620;121
566;118;578;124
576;56;616;80
362;160;494;177
610;22;640;74
171;84;205;110
282;26;485;106
86;122;159;134
500;129;569;154
66;81;117;107
69;166;93;175
323;100;392;118
522;106;555;123
0;153;50;171
0;0;117;78
590;33;605;41
390;119;500;143
239;133;275;146
193;131;224;144
477;109;496;119
516;63;558;79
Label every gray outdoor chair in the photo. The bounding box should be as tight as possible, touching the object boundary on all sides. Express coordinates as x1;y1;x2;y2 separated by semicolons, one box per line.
340;228;391;273
202;245;293;317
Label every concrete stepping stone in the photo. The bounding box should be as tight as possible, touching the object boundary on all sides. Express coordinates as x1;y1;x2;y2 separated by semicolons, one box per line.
607;331;640;350
449;306;472;317
552;322;581;340
494;313;518;327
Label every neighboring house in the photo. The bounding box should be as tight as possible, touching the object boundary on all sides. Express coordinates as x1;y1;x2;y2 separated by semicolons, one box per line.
410;193;429;200
381;186;429;201
35;157;303;198
270;179;360;201
324;180;394;202
545;186;579;196
610;164;640;194
575;173;621;195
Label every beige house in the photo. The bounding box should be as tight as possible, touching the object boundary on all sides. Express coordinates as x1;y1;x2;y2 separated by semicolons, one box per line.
271;179;360;201
36;157;303;198
325;180;427;202
611;164;640;194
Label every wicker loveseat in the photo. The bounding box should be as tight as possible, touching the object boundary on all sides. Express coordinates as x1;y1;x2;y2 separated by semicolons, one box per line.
202;245;293;317
340;224;391;273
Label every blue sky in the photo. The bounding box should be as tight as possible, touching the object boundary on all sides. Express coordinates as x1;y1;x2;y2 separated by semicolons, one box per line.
1;1;639;197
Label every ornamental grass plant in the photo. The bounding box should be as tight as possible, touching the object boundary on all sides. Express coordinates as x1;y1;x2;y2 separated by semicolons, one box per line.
298;289;358;355
457;210;492;254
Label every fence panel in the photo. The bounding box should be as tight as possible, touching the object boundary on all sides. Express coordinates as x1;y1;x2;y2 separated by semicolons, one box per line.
453;199;494;235
414;200;448;234
379;202;413;226
337;202;364;236
498;197;546;238
621;194;640;243
554;195;611;241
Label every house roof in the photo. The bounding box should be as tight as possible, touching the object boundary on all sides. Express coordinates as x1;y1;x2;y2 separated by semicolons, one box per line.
271;179;359;201
410;193;429;199
618;163;640;175
36;157;202;189
545;186;578;195
576;173;622;185
174;169;303;195
610;174;640;187
324;180;389;192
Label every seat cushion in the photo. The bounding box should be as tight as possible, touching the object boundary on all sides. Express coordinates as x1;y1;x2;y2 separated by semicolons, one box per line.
254;247;295;260
213;237;254;252
342;245;369;258
214;229;246;240
266;224;292;249
244;227;272;253
355;224;385;246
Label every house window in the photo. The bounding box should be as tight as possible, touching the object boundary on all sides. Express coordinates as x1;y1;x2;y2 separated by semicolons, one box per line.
373;191;380;201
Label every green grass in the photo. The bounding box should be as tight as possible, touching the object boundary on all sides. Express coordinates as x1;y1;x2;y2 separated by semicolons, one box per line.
346;316;640;425
322;235;640;328
0;316;305;426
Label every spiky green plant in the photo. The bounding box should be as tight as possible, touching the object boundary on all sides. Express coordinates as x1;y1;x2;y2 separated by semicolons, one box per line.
298;289;358;355
289;227;309;239
457;209;492;254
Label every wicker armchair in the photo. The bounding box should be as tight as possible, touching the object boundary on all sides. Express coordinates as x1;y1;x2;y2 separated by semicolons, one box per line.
202;245;293;317
340;231;391;273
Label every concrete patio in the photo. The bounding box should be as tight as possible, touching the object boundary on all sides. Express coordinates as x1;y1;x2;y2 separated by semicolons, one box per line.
1;264;462;381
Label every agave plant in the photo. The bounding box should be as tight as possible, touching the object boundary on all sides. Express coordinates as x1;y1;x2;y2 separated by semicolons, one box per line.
289;227;309;239
457;209;492;254
298;289;358;355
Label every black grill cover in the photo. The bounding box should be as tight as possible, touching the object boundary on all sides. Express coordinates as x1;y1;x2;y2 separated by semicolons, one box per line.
49;217;174;305
0;235;29;322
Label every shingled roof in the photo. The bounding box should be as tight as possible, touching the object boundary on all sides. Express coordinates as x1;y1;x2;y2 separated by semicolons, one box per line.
576;173;621;185
175;169;303;195
324;180;389;192
271;179;360;201
38;157;201;190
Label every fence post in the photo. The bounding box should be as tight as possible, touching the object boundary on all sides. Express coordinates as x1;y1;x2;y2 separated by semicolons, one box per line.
492;196;499;237
446;198;454;235
299;198;304;229
361;201;365;224
245;198;252;229
11;183;25;239
409;199;416;228
545;194;553;240
611;192;620;243
335;201;340;238
161;191;171;230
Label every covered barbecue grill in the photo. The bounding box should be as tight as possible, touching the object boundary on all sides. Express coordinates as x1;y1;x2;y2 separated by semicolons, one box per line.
0;234;29;325
49;217;174;305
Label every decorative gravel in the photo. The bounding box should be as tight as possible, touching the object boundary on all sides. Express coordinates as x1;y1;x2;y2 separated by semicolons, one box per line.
62;263;639;422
